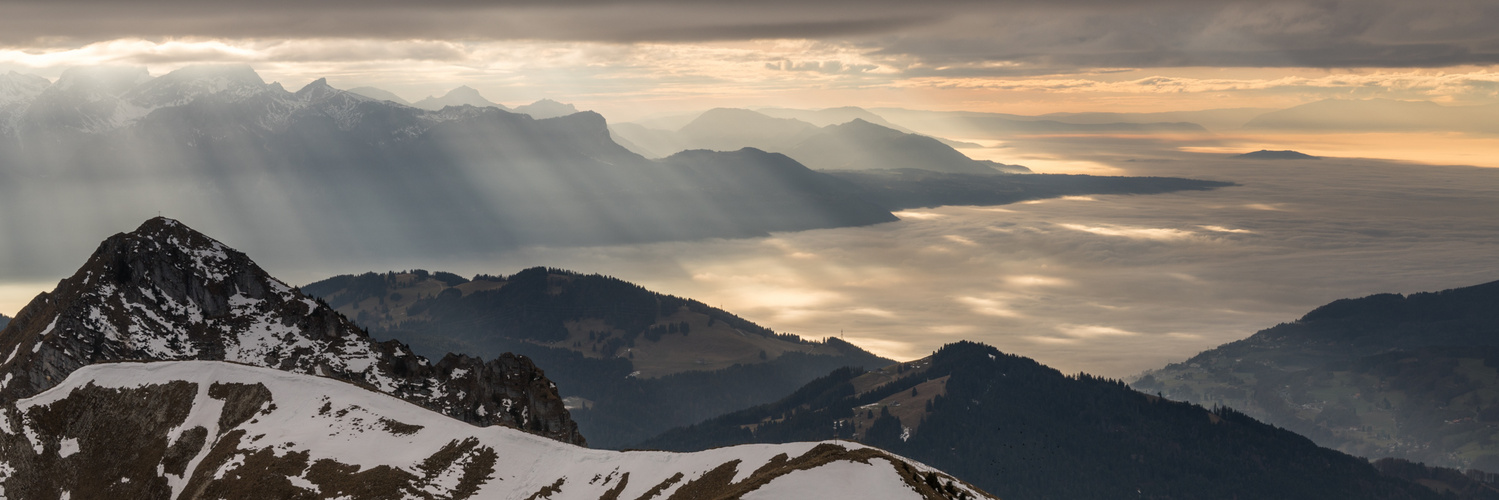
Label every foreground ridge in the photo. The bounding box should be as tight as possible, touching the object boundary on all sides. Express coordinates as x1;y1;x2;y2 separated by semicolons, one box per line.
0;361;991;499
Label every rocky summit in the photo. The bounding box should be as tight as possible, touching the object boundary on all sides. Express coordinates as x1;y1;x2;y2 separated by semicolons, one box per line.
0;217;583;445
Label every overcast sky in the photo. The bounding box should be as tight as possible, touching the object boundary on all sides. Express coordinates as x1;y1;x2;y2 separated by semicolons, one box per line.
1;0;1497;117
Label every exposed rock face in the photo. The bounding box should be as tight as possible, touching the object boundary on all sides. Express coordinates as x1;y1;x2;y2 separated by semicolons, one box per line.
0;217;583;445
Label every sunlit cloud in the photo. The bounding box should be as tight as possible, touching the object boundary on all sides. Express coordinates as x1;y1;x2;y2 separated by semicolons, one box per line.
942;235;977;246
763;238;818;259
1056;324;1139;339
1200;225;1254;234
1024;335;1079;345
840;335;920;362
956;296;1023;318
847;307;898;318
892;211;946;220
929;324;976;335
1058;223;1197;241
1167;273;1203;283
1004;275;1070;287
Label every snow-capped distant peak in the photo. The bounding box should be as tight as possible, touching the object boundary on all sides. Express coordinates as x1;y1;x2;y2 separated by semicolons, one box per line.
0;72;49;105
49;66;152;97
294;77;342;101
122;64;271;109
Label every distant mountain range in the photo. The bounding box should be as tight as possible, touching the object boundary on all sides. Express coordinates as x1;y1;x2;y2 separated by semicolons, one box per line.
611;108;1028;174
0;65;897;270
640;341;1446;500
346;85;581;119
1134;279;1499;471
302;268;894;448
0;65;1228;277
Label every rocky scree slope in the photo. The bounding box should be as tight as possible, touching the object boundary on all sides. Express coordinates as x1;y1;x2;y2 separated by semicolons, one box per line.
0;217;582;445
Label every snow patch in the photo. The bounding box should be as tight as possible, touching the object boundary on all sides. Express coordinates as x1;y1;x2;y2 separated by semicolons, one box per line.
58;437;79;458
742;459;921;500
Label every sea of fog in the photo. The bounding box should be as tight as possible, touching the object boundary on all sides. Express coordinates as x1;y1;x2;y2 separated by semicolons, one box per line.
4;142;1497;378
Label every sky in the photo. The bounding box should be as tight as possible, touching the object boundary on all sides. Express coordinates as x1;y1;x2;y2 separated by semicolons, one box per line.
1;0;1497;118
2;0;1498;376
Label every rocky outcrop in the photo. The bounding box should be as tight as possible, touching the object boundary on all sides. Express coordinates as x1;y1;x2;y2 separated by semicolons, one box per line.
0;217;583;445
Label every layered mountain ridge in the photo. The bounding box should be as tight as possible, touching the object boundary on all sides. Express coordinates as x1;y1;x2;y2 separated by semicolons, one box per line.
0;217;583;445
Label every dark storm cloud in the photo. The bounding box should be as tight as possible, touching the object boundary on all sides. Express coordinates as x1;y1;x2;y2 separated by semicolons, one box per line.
1;0;1496;69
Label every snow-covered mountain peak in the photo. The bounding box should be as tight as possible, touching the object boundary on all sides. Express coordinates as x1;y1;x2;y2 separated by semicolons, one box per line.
294;77;344;102
16;66;155;133
122;64;270;109
49;66;152;98
0;72;48;105
0;217;585;445
0;72;50;135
